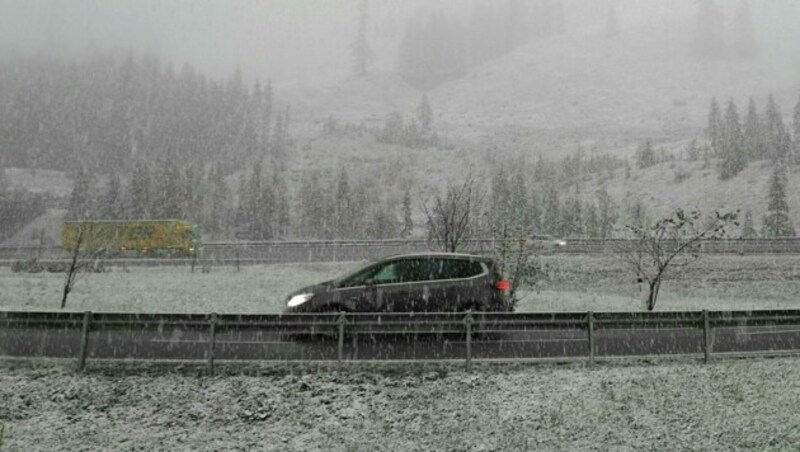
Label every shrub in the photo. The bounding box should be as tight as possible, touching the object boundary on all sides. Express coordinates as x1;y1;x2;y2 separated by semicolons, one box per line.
11;259;44;273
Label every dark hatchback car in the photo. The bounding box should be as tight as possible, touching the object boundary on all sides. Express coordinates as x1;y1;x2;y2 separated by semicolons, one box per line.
284;253;512;313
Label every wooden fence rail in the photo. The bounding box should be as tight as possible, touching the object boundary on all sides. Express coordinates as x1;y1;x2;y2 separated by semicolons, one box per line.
2;309;800;372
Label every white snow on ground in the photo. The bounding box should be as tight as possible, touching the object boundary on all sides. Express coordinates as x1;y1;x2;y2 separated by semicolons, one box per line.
1;359;799;450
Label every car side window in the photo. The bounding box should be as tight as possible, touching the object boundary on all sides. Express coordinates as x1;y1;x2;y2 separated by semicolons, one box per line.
432;259;485;280
338;263;382;287
371;263;399;284
414;258;438;282
339;261;402;287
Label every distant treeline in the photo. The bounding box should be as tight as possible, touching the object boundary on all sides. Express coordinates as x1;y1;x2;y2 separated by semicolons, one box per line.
64;148;629;242
0;53;286;176
397;0;565;89
0;188;47;243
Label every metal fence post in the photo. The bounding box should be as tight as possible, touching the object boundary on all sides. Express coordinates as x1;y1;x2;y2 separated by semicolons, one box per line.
587;311;595;367
208;313;217;376
463;311;474;373
703;310;712;363
77;311;92;372
337;311;347;367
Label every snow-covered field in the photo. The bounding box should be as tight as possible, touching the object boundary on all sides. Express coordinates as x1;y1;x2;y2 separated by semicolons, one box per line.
1;359;798;450
2;255;800;313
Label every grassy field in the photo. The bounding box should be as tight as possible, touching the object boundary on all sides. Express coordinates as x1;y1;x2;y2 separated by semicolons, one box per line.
1;255;799;313
0;358;799;450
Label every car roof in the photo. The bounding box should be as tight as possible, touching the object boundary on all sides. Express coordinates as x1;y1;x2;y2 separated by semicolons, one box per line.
381;252;495;261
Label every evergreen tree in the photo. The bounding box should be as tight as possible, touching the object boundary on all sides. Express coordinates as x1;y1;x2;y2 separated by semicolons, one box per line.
181;161;204;222
528;190;543;235
585;201;600;238
793;92;800;165
206;164;231;237
732;0;757;58
369;201;398;239
553;0;565;34
636;140;657;169
242;161;273;240
561;197;583;237
251;80;272;157
397;12;468;89
535;0;556;37
686;138;700;161
629;201;646;229
129;162;151;218
235;172;248;236
491;168;511;229
743;97;765;161
542;183;560;235
762;166;795;237
298;172;325;238
379;111;404;144
533;153;548;183
258;170;275;240
692;0;726;58
271;105;291;162
510;167;532;232
68;168;94;220
741;208;758;238
416;93;434;135
271;165;290;239
335;166;352;238
765;94;789;164
719;98;746;179
349;0;374;76
152;160;182;219
401;189;413;238
605;5;619;38
707;97;724;154
100;174;122;219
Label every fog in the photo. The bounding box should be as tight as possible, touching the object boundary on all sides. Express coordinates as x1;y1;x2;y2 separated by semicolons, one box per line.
2;0;800;245
5;0;799;84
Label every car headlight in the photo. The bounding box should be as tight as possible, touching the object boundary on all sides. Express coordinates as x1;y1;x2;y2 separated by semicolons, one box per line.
287;293;314;307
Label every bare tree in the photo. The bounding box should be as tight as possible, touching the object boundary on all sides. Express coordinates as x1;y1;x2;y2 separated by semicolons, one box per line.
61;224;86;308
615;208;738;311
491;222;537;309
489;170;540;308
422;175;485;252
61;222;105;309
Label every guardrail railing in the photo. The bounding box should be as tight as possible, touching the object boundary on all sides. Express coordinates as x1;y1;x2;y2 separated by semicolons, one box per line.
4;238;800;265
2;309;799;373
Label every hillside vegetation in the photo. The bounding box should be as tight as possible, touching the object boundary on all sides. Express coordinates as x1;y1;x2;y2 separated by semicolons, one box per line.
2;4;799;243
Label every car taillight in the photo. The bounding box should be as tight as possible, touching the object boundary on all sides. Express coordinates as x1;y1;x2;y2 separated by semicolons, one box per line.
495;280;510;292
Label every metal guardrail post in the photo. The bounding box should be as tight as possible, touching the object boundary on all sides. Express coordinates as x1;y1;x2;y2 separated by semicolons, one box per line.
463;311;474;373
703;310;712;363
337;312;347;367
208;313;218;376
587;311;595;366
78;311;92;372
